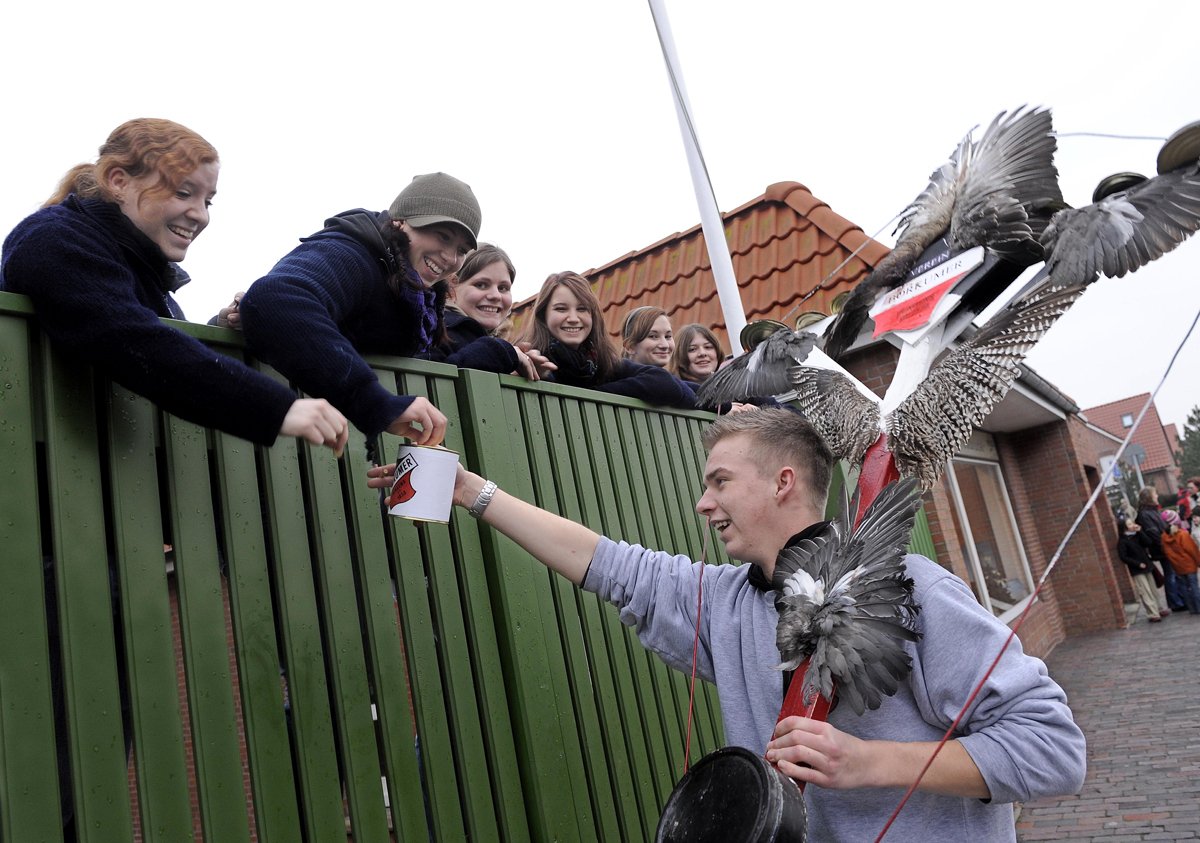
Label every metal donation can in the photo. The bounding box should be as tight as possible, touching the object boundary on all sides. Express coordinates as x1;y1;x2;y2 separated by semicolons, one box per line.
386;444;458;523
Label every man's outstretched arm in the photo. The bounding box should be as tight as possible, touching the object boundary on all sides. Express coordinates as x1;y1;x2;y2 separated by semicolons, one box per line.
369;462;600;586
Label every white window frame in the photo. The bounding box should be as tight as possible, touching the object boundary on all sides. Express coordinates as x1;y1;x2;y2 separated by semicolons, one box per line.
944;454;1035;623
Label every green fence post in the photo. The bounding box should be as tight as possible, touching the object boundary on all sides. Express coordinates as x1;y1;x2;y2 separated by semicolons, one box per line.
0;302;63;843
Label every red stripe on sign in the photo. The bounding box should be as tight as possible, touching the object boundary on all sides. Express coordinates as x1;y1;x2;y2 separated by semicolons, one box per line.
872;274;963;336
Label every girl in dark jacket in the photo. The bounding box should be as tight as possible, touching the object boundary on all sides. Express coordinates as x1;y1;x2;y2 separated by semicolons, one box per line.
1117;520;1166;622
0;118;348;453
432;243;552;379
515;272;695;409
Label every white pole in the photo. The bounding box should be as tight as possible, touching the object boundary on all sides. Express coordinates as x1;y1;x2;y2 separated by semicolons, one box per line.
646;0;748;351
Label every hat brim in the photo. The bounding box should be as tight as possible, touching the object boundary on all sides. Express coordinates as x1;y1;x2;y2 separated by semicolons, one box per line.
404;214;479;250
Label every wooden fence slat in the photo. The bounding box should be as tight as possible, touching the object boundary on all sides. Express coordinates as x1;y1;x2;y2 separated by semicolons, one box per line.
338;426;432;843
40;337;135;842
539;396;619;841
0;310;63;843
162;415;251;843
211;428;304;843
301;429;391;842
105;386;193;841
382;370;469;841
256;421;346;841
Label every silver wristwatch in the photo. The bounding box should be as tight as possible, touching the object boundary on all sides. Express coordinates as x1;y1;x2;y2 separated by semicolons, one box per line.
468;480;498;518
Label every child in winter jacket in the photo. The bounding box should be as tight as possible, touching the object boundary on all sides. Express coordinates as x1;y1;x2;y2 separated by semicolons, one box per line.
1162;510;1200;614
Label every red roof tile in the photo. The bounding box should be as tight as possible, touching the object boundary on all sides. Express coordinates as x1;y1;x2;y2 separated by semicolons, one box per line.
1081;394;1180;472
511;182;888;352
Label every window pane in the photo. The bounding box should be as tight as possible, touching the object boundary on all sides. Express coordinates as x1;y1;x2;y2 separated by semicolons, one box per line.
952;461;1031;615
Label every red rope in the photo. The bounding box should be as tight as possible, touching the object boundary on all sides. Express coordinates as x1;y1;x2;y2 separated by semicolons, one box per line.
872;562;1043;841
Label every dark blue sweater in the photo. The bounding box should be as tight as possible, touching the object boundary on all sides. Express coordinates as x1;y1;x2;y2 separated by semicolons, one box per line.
239;210;517;437
546;342;696;409
0;196;295;444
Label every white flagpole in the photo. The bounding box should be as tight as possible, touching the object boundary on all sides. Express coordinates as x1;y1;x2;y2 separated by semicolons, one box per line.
646;0;748;352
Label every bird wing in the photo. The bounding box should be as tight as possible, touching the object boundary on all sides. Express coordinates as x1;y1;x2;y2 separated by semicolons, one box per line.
789;366;882;466
884;282;1083;490
823;107;1059;360
695;329;816;406
950;106;1063;257
884;162;1200;490
773;479;923;714
1040;161;1200;286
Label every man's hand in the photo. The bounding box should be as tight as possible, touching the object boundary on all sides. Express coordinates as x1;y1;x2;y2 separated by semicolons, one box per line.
766;716;873;790
387;397;447;446
767;715;990;798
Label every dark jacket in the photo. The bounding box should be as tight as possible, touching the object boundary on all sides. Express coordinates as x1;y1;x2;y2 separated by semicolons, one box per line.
426;308;519;372
240;210;516;437
546;341;696;409
0;196;295;444
1117;531;1157;576
1135;505;1168;561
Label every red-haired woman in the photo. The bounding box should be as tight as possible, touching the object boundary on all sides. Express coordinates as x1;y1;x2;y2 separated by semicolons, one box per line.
0;118;348;453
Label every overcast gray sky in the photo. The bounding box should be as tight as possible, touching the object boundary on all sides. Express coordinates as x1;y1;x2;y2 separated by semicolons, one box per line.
3;0;1198;432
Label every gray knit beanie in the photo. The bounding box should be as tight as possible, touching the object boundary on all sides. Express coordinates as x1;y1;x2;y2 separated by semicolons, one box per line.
388;172;481;249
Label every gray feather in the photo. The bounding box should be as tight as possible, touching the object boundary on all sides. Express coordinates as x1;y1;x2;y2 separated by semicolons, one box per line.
789;367;882;466
772;478;923;715
695;328;816;406
824;106;1061;360
1040;161;1200;286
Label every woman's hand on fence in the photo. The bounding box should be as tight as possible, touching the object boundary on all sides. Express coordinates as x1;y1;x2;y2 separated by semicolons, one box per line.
214;293;245;330
511;345;541;381
516;342;557;379
388;397;447;446
280;398;349;457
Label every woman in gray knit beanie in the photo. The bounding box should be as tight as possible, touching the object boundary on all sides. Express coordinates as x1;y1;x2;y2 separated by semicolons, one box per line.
240;172;523;446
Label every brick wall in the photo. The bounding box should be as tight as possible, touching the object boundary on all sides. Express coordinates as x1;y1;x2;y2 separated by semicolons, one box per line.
995;418;1127;638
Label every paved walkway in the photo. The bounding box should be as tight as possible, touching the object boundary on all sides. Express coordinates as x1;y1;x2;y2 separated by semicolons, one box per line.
1016;606;1200;841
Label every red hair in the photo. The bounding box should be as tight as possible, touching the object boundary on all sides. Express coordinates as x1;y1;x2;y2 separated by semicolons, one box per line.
44;118;218;207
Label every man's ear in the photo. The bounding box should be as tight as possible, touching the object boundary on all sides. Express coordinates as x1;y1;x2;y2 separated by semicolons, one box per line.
775;466;797;500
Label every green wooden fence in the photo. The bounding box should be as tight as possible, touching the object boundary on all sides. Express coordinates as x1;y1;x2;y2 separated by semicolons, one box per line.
0;292;933;842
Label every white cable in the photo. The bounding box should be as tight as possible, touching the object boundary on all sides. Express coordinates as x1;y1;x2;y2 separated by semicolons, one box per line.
1033;302;1200;593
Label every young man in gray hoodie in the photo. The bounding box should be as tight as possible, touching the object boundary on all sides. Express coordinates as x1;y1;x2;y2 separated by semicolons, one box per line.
372;407;1086;840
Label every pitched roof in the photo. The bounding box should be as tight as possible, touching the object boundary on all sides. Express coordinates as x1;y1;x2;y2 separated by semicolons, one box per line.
511;181;888;352
1165;423;1181;460
1081;394;1180;472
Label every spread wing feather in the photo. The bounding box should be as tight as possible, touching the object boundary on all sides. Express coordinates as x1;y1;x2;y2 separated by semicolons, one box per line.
789;367;882;467
1041;161;1200;286
772;479;923;715
824;106;1060;360
695;329;817;406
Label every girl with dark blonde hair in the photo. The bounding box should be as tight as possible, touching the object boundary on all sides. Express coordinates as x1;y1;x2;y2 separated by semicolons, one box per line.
516;272;695;407
1;118;348;453
621;305;675;368
672;323;726;383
